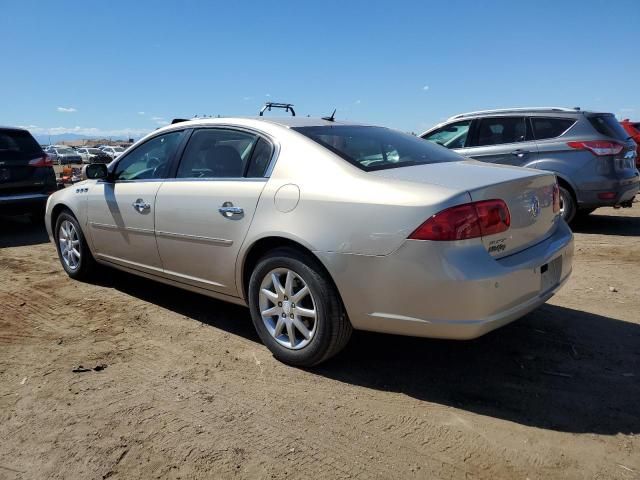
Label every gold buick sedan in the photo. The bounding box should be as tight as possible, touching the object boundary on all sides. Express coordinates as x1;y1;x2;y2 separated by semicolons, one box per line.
45;116;573;366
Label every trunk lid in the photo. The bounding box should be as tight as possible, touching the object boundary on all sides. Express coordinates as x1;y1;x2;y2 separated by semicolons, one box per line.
371;160;559;257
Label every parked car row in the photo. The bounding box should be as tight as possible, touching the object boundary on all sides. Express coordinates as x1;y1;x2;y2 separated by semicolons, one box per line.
421;107;639;223
39;145;127;164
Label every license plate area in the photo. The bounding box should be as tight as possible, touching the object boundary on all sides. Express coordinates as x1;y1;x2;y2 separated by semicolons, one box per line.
540;256;562;293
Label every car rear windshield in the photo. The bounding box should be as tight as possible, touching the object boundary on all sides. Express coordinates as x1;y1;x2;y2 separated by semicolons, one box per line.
588;115;629;140
292;126;461;171
0;129;42;161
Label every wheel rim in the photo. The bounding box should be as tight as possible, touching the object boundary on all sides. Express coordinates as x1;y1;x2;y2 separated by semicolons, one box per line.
559;189;572;219
258;268;317;350
58;220;81;270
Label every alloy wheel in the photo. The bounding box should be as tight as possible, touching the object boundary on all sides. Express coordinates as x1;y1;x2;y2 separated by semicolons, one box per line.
258;268;317;350
58;220;81;270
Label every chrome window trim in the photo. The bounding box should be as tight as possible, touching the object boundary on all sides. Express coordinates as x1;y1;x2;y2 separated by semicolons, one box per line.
178;125;280;180
108;124;280;183
110;129;186;183
161;177;268;183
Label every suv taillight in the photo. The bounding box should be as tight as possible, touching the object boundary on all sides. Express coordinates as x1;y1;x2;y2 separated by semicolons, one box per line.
28;154;53;167
552;183;561;213
567;140;624;156
409;199;511;241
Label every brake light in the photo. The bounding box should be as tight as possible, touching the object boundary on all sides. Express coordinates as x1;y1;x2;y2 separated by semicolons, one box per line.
552;183;561;213
28;154;53;167
409;199;510;241
567;140;624;156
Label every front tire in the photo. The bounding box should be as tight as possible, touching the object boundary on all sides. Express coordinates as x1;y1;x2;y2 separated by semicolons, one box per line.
54;211;96;280
248;248;352;367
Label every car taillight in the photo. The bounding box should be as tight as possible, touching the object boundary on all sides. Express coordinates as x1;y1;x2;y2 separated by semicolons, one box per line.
409;199;510;241
28;154;53;167
567;140;624;156
552;183;560;213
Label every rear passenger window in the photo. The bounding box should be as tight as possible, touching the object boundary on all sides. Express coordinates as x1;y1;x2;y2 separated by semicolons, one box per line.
531;118;575;140
588;115;630;141
246;137;273;177
472;117;527;147
177;129;259;179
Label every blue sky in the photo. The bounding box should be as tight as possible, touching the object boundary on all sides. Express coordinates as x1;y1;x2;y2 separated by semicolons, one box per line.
2;0;639;138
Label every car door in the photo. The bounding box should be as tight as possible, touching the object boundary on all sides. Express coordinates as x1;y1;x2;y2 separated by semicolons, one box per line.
155;127;274;297
458;116;536;166
86;130;184;274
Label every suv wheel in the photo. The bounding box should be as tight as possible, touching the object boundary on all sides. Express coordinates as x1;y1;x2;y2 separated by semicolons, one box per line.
559;186;576;223
248;248;352;367
54;211;96;280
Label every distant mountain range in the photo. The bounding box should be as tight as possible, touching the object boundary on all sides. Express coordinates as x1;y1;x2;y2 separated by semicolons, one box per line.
33;133;141;145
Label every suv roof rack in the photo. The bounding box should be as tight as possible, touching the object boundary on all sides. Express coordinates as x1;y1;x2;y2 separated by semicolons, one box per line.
259;102;295;117
449;107;580;120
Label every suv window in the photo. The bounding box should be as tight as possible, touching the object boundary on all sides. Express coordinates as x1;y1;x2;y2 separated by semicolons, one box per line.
422;120;471;148
531;117;575;140
114;131;182;181
0;129;42;161
472;117;527;147
588;115;630;141
176;129;259;179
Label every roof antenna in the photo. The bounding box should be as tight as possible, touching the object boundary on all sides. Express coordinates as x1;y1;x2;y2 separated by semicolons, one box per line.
322;109;336;122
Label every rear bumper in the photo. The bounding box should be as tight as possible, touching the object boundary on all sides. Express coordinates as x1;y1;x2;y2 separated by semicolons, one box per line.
0;192;50;215
577;173;639;208
317;220;574;340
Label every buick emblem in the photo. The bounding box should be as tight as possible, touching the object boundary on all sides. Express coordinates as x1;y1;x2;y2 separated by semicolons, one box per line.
529;196;541;218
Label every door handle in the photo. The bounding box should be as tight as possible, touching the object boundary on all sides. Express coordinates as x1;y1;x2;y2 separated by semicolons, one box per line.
511;149;529;158
219;202;244;218
132;199;151;213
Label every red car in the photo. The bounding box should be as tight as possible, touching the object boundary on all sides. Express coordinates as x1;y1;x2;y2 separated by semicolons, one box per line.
620;119;640;168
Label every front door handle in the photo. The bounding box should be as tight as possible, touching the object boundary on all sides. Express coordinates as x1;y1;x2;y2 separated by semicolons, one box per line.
132;199;151;213
511;149;529;158
219;202;244;218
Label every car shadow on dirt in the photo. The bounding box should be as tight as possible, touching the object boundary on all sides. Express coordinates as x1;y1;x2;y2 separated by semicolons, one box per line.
89;268;638;436
0;215;50;248
317;304;640;436
91;267;261;343
572;211;640;236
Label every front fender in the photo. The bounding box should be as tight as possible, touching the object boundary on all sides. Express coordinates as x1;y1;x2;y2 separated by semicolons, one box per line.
45;182;90;242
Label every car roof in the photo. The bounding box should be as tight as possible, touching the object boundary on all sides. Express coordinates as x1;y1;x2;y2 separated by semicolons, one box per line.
0;126;30;132
446;107;613;121
164;116;363;130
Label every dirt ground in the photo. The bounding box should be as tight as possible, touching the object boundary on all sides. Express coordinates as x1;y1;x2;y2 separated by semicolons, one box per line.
1;207;638;480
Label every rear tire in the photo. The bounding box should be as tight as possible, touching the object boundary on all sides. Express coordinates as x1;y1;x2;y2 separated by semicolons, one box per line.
248;247;352;367
559;186;577;224
54;211;96;280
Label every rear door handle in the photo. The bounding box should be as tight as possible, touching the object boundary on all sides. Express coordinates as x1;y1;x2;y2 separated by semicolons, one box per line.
219;202;244;218
511;149;529;158
132;199;151;213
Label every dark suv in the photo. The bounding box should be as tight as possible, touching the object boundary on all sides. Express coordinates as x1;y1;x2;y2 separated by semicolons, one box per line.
0;127;58;221
421;108;639;223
